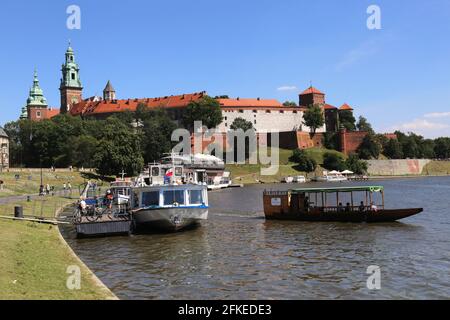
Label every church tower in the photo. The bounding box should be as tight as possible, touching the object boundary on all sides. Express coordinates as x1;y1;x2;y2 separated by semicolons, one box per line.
60;43;83;113
103;81;116;101
22;70;49;121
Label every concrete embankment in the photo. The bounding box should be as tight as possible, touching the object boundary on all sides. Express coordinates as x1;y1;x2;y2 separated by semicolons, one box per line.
366;159;450;177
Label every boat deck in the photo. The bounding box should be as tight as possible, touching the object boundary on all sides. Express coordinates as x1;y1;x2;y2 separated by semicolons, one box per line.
75;215;132;238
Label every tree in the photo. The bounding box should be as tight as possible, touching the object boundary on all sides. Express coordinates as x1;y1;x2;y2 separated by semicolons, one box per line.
357;134;382;160
323;132;339;151
283;101;298;107
291;149;317;173
345;153;368;175
339;110;356;131
141;109;178;163
434;137;450;159
356;116;374;133
65;135;99;168
230;117;254;132
421;139;436;159
182;96;223;131
93;118;144;177
323;152;347;171
383;138;404;159
303;104;325;134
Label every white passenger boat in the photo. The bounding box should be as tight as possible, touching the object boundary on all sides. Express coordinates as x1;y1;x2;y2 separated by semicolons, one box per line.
313;171;348;182
131;184;209;232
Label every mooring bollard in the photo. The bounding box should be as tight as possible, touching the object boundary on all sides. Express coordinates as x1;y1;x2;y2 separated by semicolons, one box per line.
14;206;24;219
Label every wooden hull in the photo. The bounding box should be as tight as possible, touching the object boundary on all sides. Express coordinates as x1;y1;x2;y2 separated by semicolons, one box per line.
265;208;423;223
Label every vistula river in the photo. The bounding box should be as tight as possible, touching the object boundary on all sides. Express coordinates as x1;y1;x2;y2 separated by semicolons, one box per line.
61;177;450;300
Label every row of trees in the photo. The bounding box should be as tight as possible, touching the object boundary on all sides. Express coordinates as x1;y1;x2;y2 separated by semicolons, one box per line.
356;131;450;160
290;149;368;175
4;97;225;176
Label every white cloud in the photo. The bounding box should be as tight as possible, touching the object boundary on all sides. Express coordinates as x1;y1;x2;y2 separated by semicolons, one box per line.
424;112;450;118
390;118;450;138
277;86;298;92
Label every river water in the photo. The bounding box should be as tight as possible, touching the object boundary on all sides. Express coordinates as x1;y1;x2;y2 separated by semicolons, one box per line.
62;177;450;300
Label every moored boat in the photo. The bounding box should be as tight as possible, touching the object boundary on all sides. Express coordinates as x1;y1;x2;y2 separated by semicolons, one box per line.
131;184;209;232
263;186;423;223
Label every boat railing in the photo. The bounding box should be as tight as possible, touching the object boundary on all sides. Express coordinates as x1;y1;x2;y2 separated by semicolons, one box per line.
310;205;385;213
264;190;289;196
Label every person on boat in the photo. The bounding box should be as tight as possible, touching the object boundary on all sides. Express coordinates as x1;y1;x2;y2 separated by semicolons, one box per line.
359;201;366;213
345;203;352;212
104;190;113;209
79;197;87;214
371;202;378;212
304;197;310;212
337;203;344;213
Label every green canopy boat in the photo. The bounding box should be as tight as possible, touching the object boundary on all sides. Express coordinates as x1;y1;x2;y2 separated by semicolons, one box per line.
263;186;423;223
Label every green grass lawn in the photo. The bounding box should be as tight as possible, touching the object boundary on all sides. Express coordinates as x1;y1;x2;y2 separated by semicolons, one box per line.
423;161;450;175
0;219;116;300
0;195;76;219
0;170;109;199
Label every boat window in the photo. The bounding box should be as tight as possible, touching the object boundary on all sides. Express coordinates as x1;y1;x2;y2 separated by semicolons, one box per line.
151;167;160;177
189;190;203;205
164;190;185;206
175;167;183;177
142;191;160;207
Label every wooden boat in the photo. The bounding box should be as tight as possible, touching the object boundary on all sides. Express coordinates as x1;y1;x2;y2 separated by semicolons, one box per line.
263;186;423;223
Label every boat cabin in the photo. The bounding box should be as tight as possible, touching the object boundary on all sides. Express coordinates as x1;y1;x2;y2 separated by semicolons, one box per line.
264;186;385;218
132;185;209;210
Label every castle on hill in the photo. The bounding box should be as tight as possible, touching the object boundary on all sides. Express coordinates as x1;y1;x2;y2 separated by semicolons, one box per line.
20;44;376;155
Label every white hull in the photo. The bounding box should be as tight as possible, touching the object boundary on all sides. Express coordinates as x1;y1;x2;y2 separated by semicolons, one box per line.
133;207;209;232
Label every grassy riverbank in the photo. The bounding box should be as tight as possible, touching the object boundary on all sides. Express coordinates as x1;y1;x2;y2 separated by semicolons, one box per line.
0;219;116;300
226;148;450;184
0;170;107;198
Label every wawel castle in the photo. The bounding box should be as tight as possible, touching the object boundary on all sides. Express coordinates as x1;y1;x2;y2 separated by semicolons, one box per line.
20;44;364;154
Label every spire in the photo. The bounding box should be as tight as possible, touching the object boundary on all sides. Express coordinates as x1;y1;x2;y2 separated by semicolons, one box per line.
61;42;82;89
26;69;47;107
104;80;115;92
103;80;116;101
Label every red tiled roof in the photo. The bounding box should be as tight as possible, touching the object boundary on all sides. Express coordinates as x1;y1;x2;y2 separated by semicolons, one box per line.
323;104;337;110
300;86;324;95
218;98;282;108
340;103;354;111
70;92;207;116
47;108;60;118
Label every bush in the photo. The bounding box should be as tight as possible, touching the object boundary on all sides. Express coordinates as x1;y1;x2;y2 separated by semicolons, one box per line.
323;152;346;171
345;154;368;175
291;149;317;173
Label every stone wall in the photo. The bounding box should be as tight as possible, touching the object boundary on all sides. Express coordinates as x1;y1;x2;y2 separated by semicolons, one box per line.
366;159;431;176
219;109;326;134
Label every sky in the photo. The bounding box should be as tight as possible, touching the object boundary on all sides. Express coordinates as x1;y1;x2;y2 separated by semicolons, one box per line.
1;0;450;138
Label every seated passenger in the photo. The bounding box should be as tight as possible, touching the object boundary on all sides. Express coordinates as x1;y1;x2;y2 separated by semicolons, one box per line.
371;202;378;212
345;203;352;212
359;201;366;212
337;202;344;213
